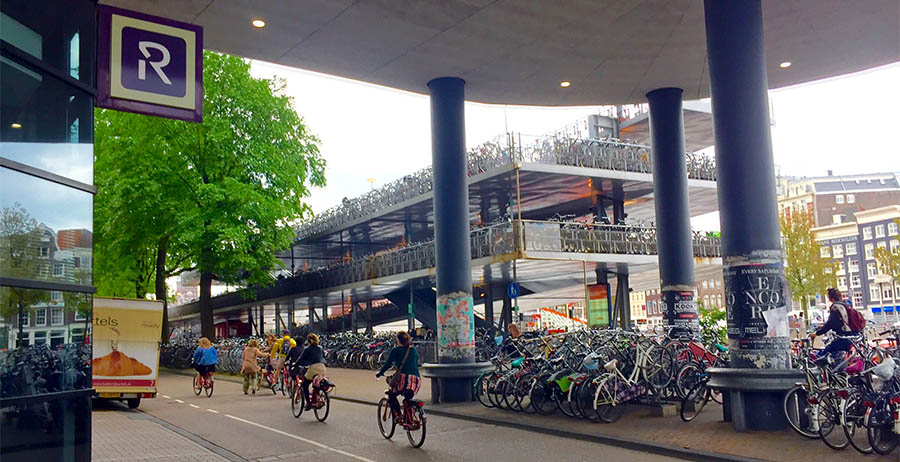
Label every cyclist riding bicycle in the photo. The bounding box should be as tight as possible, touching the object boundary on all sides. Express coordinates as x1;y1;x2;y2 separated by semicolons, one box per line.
193;337;218;383
375;331;420;421
296;333;327;411
240;339;269;394
285;337;305;385
271;330;296;385
808;287;862;366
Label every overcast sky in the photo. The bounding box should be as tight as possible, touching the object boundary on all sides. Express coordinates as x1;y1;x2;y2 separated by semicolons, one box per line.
249;61;900;232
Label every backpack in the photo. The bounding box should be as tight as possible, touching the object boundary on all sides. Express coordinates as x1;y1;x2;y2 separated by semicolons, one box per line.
833;301;866;332
280;338;292;356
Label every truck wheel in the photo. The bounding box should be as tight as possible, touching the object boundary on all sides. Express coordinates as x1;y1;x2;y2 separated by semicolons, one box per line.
127;398;141;409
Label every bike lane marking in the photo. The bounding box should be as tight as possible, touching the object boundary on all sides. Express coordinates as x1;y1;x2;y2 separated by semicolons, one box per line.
175;399;184;403
207;409;219;413
189;404;201;409
162;395;171;399
224;414;375;462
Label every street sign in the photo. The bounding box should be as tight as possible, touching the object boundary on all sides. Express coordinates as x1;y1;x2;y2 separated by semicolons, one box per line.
507;282;520;300
97;5;203;122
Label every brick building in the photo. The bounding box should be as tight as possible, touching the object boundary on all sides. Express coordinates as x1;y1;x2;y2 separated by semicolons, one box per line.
778;172;900;227
643;277;725;329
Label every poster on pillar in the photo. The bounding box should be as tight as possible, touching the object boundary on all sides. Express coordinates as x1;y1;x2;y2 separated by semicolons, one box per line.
436;293;475;361
587;284;610;328
723;251;792;369
663;291;699;336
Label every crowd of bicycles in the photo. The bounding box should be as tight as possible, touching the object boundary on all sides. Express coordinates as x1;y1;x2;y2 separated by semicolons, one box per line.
474;326;727;424
782;327;900;455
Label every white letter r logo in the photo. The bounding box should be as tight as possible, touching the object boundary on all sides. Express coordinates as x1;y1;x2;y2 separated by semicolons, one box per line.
137;41;172;85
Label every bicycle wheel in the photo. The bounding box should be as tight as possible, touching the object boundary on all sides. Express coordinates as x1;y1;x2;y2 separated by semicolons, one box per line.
576;379;601;423
842;391;873;454
818;389;849;450
675;362;702;400
866;400;899;455
513;374;534;414
595;376;627;423
644;344;675;390
291;386;304;418
377;398;396;439
192;374;202;396
279;373;287;396
405;406;426;448
783;386;820;439
474;373;494;408
314;391;330;422
680;380;711;422
529;380;556;415
205;377;214;398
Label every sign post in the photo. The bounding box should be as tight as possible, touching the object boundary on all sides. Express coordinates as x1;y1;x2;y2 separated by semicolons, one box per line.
97;5;203;122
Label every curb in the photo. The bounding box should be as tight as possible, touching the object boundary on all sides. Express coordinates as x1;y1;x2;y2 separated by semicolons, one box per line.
160;369;761;462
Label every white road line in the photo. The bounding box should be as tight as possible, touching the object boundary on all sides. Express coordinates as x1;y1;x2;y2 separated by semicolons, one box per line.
162;395;171;399
224;414;375;462
207;409;219;414
174;399;184;403
189;404;200;409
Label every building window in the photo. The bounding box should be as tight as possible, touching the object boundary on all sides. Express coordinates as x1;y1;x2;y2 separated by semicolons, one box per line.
34;308;47;326
876;225;886;238
877;241;887;251
849;259;860;272
838;277;847;290
853;291;863;308
832;244;843;258
52;263;64;276
851;275;861;288
50;330;66;348
40;246;50;257
885;286;895;301
50;308;63;326
871;286;882;301
868;262;878;279
836;261;845;273
33;331;48;346
51;290;63;302
863;227;873;240
865;243;875;260
846;242;857;255
20;310;30;327
889;222;899;236
820;246;831;258
847;194;855;204
892;240;900;253
702;280;709;289
836;194;844;204
716;280;722;288
74;310;87;321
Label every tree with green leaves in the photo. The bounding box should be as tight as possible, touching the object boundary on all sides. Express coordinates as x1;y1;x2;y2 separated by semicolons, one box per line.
0;204;50;345
94;52;325;341
780;212;837;319
874;219;900;286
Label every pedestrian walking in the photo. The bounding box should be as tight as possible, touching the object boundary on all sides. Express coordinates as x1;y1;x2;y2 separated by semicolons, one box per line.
240;339;269;394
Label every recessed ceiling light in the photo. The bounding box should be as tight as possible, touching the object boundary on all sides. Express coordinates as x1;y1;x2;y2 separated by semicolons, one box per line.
560;81;572;88
779;61;792;69
10;123;22;129
251;18;266;28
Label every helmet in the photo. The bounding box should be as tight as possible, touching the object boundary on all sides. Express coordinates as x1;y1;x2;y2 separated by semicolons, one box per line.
282;329;290;335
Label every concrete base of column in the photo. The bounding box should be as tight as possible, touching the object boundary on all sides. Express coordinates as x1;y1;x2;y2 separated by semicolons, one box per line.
707;367;804;431
420;362;493;403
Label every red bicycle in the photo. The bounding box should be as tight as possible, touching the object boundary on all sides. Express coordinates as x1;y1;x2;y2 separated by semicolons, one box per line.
192;371;214;397
292;374;332;422
377;388;426;448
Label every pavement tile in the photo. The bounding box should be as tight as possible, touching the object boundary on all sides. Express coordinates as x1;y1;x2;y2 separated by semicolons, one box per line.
92;410;230;462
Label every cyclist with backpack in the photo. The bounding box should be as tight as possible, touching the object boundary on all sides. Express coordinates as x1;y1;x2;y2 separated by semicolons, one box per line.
271;330;297;387
808;287;865;365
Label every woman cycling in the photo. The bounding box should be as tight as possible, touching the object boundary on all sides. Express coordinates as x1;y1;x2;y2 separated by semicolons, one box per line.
375;331;420;420
296;333;327;410
193;337;218;383
240;339;269;394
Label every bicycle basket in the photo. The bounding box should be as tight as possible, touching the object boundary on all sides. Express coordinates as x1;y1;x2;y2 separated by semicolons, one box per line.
581;352;599;371
511;357;524;368
872;358;897;380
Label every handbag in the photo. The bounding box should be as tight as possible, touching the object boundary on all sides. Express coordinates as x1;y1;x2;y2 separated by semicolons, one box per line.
387;347;411;389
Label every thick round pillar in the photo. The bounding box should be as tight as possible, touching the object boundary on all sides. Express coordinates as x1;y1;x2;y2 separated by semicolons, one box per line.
421;77;490;403
703;0;801;431
646;87;698;338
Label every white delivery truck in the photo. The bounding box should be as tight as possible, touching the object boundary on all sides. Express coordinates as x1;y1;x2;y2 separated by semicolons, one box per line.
92;297;163;409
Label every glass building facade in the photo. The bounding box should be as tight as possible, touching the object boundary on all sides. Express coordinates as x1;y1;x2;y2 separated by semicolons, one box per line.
1;0;96;460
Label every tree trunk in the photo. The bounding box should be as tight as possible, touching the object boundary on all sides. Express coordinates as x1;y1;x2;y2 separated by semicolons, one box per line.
156;236;170;344
199;269;215;341
801;295;809;327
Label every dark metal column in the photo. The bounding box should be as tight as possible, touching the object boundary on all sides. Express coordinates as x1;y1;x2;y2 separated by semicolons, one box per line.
703;0;800;431
408;281;415;332
274;303;280;333
646;87;699;338
421;77;490;403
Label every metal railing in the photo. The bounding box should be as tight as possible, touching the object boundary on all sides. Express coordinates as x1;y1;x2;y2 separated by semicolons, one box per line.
277;220;721;298
295;133;717;240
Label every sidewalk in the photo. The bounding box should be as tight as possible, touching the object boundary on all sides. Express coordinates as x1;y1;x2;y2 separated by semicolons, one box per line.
93;404;242;462
162;368;891;462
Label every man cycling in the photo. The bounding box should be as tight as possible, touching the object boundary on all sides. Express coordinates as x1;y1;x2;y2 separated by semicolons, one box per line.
808;287;862;365
271;330;296;386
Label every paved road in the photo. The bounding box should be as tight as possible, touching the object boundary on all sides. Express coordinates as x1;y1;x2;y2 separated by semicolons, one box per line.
128;373;685;462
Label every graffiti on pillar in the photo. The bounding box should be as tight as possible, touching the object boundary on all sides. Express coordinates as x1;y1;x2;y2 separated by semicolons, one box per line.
436;292;475;361
723;250;792;369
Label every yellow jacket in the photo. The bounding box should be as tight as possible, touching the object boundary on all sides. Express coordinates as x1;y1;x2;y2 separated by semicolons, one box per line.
272;336;297;359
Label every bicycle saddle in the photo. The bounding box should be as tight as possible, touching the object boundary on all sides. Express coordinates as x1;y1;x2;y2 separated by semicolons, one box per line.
603;359;618;371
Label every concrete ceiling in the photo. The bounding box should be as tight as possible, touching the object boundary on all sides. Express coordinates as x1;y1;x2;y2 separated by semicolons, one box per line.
101;0;900;106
